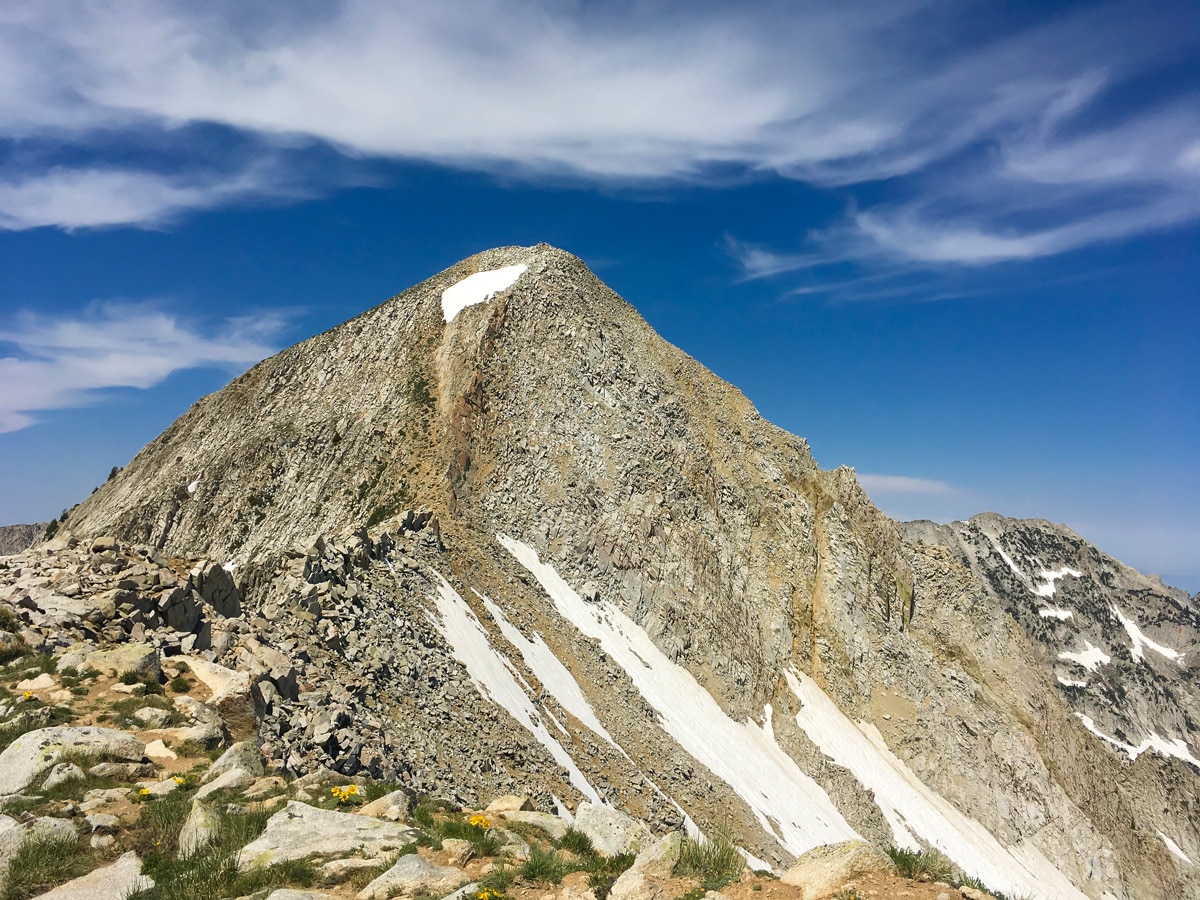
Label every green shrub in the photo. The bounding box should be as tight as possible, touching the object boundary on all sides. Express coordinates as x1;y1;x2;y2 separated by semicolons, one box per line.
519;845;572;884
585;852;635;900
479;863;517;892
168;674;191;693
0;834;99;900
555;827;595;856
886;846;954;882
677;829;744;889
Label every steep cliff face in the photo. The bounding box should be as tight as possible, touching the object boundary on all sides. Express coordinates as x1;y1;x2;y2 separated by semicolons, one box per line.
56;245;1199;898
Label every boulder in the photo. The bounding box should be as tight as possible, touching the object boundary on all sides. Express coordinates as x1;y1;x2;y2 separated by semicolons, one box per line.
144;739;177;760
485;794;532;813
179;799;221;858
499;810;569;841
780;840;895;900
203;741;264;783
42;762;86;790
195;561;241;618
356;852;465;900
442;837;474;866
17;672;56;691
267;890;337;900
0;727;144;794
237;801;418;871
83;643;159;679
609;870;668;900
575;802;654;857
195;766;256;800
179;657;255;735
628;831;683;878
358;789;410;822
34;850;153;899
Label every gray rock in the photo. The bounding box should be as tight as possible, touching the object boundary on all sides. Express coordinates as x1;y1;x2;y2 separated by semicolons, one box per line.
82;643;160;678
204;741;265;783
85;812;120;834
628;832;682;879
499;810;569;841
237;801;418;871
42;762;86;790
133;706;172;728
0;727;144;794
780;840;893;900
357;789;410;822
195;766;256;800
179;799;221;858
356;852;465;900
575;802;654;858
34;850;153;899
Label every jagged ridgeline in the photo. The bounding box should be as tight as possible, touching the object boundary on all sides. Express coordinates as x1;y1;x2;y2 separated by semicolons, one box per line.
34;245;1200;898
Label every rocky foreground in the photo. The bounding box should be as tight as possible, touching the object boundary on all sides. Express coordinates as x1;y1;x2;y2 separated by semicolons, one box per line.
2;539;1000;900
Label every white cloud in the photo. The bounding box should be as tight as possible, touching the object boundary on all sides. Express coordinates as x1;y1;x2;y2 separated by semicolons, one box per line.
857;473;955;496
0;302;281;432
0;1;1197;263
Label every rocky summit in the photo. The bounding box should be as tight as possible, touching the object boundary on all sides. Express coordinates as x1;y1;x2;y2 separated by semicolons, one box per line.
1;244;1198;900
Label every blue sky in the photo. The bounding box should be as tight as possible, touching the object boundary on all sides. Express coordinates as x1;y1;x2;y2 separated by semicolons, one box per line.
1;1;1197;589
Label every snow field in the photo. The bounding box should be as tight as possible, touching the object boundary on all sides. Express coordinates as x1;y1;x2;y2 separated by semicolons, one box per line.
500;535;861;857
785;670;1090;900
1076;714;1200;768
429;571;601;803
441;264;528;322
1111;604;1184;664
1058;641;1110;672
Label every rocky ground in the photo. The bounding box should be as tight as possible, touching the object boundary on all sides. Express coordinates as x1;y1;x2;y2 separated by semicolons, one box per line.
0;584;1007;900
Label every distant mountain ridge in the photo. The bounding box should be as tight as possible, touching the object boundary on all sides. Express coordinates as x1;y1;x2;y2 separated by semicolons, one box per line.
24;244;1200;898
0;523;45;556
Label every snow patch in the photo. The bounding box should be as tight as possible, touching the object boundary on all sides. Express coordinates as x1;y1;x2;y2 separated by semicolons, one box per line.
441;264;527;322
1058;641;1110;672
1111;605;1184;664
1056;676;1087;688
1032;567;1082;597
476;590;623;753
501;535;860;857
1076;714;1200;769
186;478;200;494
429;572;601;803
1039;607;1074;620
785;670;1088;900
1157;830;1194;867
222;560;237;573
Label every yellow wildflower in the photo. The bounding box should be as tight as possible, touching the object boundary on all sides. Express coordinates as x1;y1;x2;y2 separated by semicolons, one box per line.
469;814;491;829
21;691;33;701
139;788;151;796
173;776;185;785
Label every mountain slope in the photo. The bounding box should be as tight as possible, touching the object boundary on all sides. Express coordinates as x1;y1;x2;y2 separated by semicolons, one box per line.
53;244;1199;898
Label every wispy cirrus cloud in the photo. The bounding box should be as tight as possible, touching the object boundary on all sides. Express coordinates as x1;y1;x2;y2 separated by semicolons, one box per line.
0;1;1197;268
0;302;282;432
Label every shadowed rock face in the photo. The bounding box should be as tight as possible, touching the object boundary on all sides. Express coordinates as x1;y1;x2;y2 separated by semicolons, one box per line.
43;245;1200;898
0;524;45;556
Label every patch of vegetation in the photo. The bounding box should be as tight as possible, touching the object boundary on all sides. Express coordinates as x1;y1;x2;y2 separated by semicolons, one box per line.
584;852;635;900
131;805;309;900
438;813;502;856
518;845;572;885
677;828;744;890
479;863;518;893
886;846;954;882
168;673;191;693
118;670;165;694
0;607;21;633
1;653;57;681
0;834;101;900
555;827;594;855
